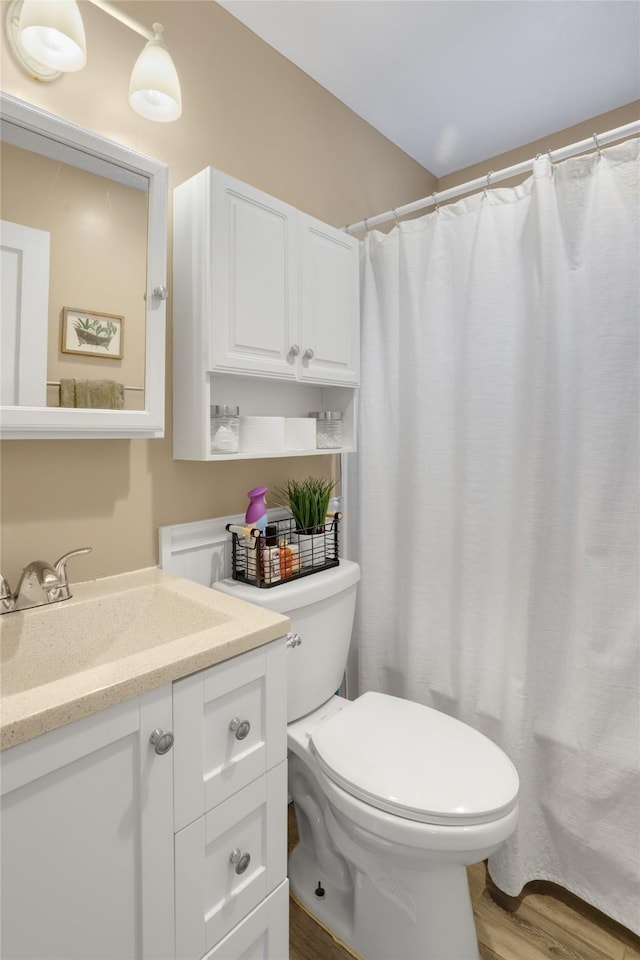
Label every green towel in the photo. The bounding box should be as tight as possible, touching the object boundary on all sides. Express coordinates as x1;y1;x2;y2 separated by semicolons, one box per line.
59;379;125;409
59;379;76;407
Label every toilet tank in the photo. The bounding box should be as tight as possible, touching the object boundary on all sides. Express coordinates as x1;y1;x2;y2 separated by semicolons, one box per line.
213;560;360;722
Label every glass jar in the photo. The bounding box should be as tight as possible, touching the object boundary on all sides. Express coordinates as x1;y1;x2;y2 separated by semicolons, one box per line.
210;404;240;453
309;411;343;449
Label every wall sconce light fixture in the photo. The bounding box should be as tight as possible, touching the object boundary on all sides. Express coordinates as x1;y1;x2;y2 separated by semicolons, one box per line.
5;0;182;122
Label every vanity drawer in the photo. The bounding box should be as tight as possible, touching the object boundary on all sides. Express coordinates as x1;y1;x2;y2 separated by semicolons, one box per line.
202;879;288;960
173;639;287;832
175;760;287;960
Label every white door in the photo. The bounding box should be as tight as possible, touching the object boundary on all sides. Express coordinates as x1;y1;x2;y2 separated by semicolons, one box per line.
1;219;50;406
0;687;175;960
212;173;298;378
298;212;360;385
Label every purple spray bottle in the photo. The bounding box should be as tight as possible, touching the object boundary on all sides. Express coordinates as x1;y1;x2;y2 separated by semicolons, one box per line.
245;486;268;534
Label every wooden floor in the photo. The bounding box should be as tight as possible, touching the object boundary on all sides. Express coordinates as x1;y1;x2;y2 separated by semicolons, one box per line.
288;805;640;960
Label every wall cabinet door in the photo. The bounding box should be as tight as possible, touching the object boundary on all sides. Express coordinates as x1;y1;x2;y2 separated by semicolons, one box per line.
298;212;360;386
212;172;298;379
0;686;175;960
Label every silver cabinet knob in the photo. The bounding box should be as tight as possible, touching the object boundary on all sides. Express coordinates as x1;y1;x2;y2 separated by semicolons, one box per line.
229;848;251;874
153;285;169;300
229;717;251;740
302;348;314;361
149;729;174;755
286;632;302;648
288;344;300;359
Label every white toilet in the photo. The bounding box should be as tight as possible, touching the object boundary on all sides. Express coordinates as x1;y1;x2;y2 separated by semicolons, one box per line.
214;559;519;960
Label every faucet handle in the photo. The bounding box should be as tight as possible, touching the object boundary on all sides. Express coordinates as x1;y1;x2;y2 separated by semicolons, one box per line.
51;548;92;601
0;575;15;614
54;547;92;576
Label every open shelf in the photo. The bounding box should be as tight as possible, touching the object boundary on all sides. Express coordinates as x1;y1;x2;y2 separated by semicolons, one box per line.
174;372;357;461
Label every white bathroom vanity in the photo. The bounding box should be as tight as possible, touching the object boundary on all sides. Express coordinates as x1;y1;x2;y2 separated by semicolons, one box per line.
0;568;290;960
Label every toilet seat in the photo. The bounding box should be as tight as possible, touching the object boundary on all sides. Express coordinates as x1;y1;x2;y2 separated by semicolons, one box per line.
310;691;519;827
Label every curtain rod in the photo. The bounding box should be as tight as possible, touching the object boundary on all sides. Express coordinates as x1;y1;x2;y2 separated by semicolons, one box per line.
345;120;640;235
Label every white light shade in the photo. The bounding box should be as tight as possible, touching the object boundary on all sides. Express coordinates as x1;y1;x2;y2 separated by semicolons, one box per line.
128;24;181;123
18;0;86;72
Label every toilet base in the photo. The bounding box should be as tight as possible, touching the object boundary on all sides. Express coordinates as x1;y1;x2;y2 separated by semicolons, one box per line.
288;790;482;960
289;826;482;960
288;840;356;951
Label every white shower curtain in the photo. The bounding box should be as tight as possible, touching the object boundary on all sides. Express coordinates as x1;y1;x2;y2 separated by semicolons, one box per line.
349;139;640;933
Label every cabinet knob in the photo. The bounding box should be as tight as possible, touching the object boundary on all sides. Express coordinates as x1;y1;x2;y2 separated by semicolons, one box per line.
229;848;251;875
286;632;302;648
229;717;251;740
302;348;314;361
288;344;300;359
153;285;169;301
149;728;174;755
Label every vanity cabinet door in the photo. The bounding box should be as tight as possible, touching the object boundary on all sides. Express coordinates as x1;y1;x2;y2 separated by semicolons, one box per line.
175;761;288;960
298;212;360;386
212;172;298;378
0;686;174;960
173;639;287;832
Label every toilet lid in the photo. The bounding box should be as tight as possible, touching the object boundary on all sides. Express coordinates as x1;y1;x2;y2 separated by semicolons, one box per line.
310;692;519;826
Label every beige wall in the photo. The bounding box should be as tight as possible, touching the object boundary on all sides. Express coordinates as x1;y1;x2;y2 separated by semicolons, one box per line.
2;0;636;588
1;142;147;409
0;0;436;586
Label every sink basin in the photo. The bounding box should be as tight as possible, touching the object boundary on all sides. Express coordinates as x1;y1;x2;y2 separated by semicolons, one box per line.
0;567;290;750
1;584;229;697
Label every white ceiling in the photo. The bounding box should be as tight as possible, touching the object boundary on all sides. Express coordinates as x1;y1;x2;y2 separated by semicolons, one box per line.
217;1;640;177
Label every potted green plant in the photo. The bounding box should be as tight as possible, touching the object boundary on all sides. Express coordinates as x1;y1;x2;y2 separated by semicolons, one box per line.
278;476;336;567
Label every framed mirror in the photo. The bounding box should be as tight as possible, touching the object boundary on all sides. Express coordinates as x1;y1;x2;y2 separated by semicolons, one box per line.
0;93;168;439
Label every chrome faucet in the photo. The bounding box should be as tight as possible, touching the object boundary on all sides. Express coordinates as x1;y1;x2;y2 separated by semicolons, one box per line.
5;548;92;614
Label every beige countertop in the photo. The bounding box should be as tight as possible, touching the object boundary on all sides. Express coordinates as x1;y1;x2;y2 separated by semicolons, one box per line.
0;567;290;750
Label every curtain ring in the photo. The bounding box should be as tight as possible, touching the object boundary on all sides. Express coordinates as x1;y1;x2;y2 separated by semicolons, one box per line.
483;171;493;198
392;208;400;227
364;217;369;235
432;192;439;212
593;132;602;157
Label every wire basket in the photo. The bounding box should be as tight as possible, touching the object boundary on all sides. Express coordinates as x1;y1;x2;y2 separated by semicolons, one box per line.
227;514;341;588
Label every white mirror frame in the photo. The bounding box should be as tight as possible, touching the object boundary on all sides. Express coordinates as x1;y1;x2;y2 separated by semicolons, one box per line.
0;93;168;439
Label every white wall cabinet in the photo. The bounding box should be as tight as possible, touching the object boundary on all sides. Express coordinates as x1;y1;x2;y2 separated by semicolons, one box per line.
0;639;288;960
173;167;360;461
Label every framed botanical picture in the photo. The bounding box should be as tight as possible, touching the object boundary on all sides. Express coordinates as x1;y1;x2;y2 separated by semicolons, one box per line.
61;307;124;359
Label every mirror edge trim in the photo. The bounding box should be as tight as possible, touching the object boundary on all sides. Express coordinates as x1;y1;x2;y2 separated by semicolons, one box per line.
0;92;168;440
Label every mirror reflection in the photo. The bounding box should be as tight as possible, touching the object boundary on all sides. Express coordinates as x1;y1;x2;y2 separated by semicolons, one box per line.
0;132;148;411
